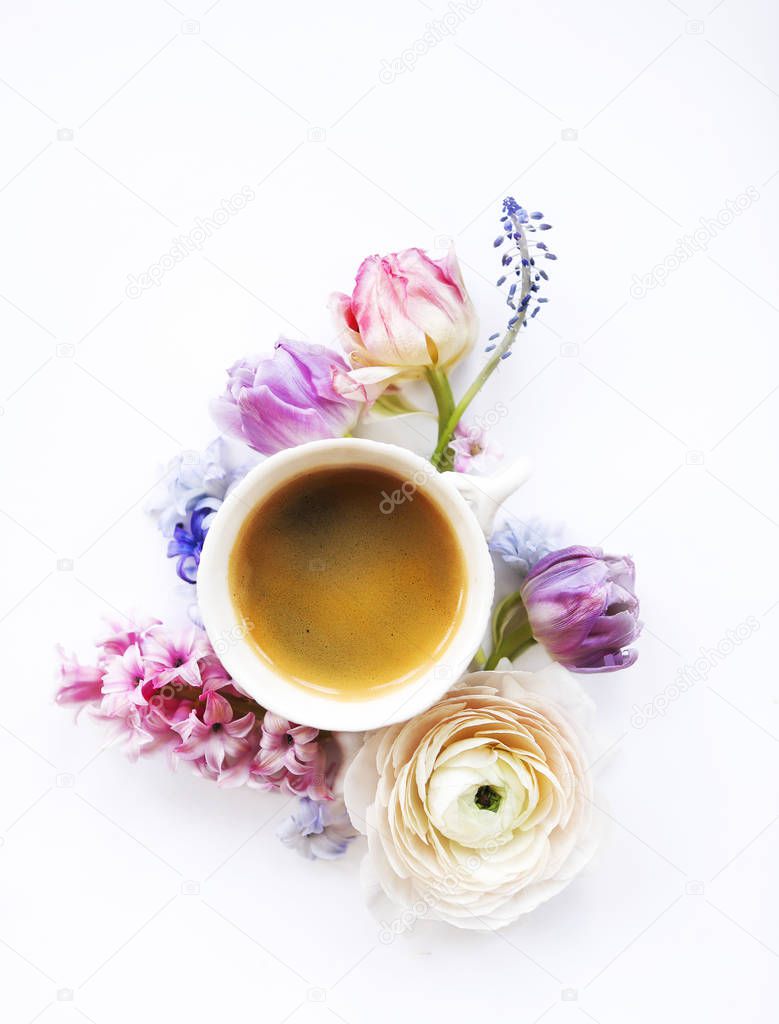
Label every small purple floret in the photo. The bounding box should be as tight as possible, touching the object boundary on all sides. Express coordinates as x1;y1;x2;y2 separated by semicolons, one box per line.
277;796;357;860
167;506;212;584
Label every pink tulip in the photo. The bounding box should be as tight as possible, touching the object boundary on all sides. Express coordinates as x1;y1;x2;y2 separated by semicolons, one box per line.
329;246;477;396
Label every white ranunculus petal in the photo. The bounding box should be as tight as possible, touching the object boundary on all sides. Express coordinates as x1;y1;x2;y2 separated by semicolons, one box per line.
344;667;600;931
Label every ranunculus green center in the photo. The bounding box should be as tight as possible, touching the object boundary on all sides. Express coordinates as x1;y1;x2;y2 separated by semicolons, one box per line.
474;785;502;812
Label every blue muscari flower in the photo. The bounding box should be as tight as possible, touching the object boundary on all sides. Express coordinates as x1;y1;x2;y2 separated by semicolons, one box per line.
490;196;554;339
503;197;528;223
489;517;562;579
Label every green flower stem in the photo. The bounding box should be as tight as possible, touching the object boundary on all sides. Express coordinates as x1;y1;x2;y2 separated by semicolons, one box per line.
471;646;487;669
431;338;515;468
483;647;500;671
431;227;532;470
483;625;535;670
424;366;457;471
424;366;455;440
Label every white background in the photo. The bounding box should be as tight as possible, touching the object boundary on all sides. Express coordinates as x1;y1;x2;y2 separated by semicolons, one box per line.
1;0;777;1021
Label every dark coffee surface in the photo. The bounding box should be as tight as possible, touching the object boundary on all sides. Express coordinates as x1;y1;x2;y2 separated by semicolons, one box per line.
229;466;466;697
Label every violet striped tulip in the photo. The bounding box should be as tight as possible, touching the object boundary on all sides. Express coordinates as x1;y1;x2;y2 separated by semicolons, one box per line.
520;546;641;673
211;339;364;455
329;246;477;397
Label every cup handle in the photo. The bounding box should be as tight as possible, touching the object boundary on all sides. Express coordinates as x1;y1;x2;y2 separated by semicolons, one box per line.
442;456;532;536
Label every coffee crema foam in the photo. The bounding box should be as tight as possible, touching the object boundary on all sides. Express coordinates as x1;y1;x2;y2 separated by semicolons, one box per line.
228;466;467;699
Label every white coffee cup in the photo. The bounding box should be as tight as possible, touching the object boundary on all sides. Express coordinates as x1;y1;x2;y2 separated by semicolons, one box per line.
197;438;530;732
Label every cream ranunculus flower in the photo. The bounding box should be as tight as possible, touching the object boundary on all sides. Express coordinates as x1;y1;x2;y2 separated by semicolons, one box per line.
343;664;600;931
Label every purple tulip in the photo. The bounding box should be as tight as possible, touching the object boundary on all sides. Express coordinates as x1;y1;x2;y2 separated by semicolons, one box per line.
211;339;364;455
520;545;641;673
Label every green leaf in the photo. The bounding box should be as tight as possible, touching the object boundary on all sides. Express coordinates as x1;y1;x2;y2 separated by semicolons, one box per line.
485;590;534;669
371;392;427;418
491;590;525;650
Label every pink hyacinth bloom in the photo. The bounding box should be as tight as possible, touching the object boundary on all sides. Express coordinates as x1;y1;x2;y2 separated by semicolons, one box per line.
105;704;156;762
143;685;196;740
253;712;330;801
55;617;341;796
449;421;502;474
206;740;259;788
100;642;148;716
329;246;477;397
95;615;160;656
55;648;103;707
143;625;211;690
173;692;256;774
198;653;233;694
100;649;174;758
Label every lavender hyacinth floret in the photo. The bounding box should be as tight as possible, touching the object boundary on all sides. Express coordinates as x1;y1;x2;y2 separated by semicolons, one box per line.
148;438;253;586
489;518;562;580
277;797;357;861
520;545;642;673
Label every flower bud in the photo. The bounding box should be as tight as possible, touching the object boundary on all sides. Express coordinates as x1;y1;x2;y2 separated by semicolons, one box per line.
521;545;641;672
329;246;477;396
211;339;364;455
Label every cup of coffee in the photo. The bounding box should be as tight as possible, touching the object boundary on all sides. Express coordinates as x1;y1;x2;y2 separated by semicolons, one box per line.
197;438;530;731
